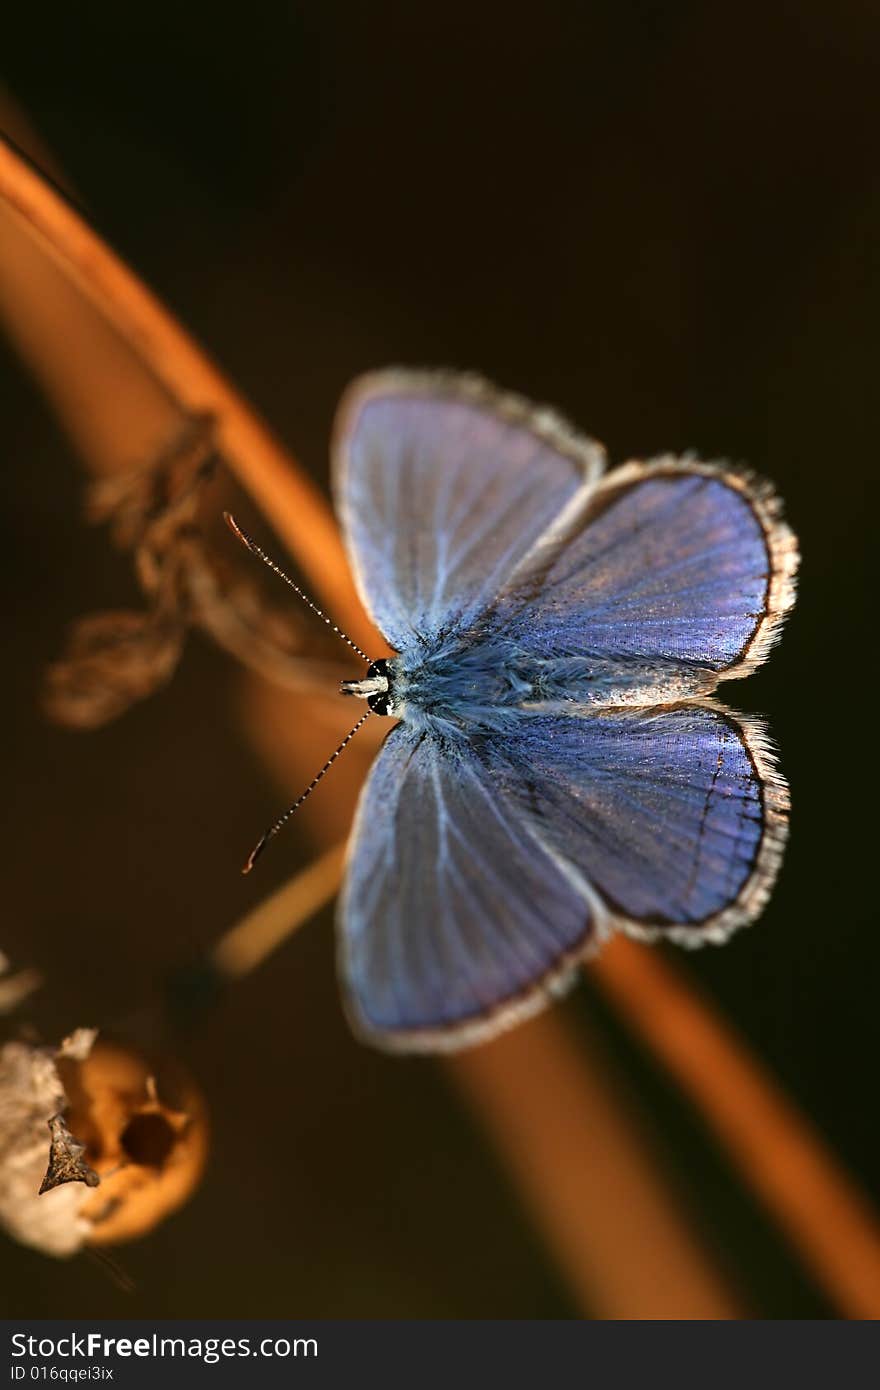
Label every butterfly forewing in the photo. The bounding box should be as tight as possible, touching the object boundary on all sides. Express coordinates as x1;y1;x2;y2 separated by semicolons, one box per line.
490;459;798;702
332;371;606;649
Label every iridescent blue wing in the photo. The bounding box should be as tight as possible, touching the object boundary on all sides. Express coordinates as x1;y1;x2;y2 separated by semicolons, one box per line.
491;458;798;702
338;722;598;1052
339;701;786;1051
332;370;606;650
497;701;788;946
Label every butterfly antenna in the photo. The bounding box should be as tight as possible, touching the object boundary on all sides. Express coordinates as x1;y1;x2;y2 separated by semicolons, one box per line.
242;711;372;874
224;511;370;663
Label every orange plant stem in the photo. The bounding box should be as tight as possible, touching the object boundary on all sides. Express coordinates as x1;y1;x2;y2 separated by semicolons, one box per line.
594;937;880;1319
450;1010;744;1318
0;136;374;651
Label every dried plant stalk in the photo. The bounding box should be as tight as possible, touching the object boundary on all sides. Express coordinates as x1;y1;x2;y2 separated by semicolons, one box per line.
0;202;341;727
0;136;374;650
451;1009;744;1317
212;841;348;979
594;938;880;1319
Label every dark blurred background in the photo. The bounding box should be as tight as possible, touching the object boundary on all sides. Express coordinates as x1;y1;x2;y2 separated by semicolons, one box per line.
0;1;877;1317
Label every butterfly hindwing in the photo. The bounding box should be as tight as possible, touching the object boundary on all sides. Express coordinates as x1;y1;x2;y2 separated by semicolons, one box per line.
339;722;597;1051
340;700;786;1050
495;701;788;946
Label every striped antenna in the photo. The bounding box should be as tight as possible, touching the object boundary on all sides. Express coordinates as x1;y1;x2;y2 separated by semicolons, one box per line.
241;712;372;874
224;511;370;663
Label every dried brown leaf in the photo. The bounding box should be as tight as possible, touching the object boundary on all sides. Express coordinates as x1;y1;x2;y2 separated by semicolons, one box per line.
44;609;185;729
43;411;340;727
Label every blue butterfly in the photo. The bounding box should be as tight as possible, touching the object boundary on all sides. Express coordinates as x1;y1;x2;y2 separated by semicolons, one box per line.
235;371;798;1053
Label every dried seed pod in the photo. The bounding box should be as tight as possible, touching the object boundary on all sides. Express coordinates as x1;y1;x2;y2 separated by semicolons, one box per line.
63;1039;209;1247
0;1032;208;1256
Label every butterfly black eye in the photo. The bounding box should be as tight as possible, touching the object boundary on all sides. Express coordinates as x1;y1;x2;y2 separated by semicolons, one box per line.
367;692;394;715
365;658;396;715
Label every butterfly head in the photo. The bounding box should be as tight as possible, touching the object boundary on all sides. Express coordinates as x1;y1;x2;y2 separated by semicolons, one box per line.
340;658;400;717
